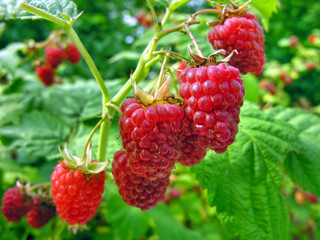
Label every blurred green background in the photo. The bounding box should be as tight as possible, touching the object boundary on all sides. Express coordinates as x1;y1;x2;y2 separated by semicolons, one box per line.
0;0;320;239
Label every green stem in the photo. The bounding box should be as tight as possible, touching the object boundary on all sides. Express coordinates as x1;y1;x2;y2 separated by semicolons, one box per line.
64;28;110;101
185;22;205;57
155;53;170;92
147;0;161;32
82;112;109;162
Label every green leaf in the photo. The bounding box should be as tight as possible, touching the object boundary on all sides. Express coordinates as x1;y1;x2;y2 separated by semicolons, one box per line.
17;0;78;28
192;107;299;240
169;0;192;11
149;204;205;240
108;51;141;64
0;111;70;159
0;0;25;20
106;184;149;240
249;0;280;31
0;94;25;126
265;107;320;196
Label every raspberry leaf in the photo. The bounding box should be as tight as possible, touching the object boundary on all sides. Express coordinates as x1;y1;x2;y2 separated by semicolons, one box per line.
192;106;300;240
0;0;25;20
250;0;279;31
265;107;320;196
17;0;80;28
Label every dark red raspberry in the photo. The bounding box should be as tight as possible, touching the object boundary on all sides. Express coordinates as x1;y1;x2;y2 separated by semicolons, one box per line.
112;150;170;211
35;65;55;86
119;98;184;180
51;160;105;225
64;43;81;64
45;45;64;68
179;63;243;154
26;197;56;228
1;187;33;222
306;193;318;204
208;12;265;76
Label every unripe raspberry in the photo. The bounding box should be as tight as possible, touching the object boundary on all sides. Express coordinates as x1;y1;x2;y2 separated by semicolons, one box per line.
26;197;56;228
119;98;184;180
51;160;105;225
179;63;243;154
35;65;55;86
112;150;170;211
208;12;265;76
64;43;81;64
45;45;64;68
1;187;33;222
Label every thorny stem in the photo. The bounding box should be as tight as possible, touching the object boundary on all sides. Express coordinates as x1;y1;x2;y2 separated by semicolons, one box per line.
184;22;205;58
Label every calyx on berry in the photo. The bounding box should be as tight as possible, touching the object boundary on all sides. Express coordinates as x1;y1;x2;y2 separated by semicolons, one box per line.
207;0;251;26
59;143;108;174
187;44;238;67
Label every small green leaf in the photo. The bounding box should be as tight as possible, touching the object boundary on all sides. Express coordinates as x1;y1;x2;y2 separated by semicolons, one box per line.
169;0;192;11
192;107;299;239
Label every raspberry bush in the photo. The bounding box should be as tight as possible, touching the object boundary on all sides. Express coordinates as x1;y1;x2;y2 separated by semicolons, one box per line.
1;0;320;239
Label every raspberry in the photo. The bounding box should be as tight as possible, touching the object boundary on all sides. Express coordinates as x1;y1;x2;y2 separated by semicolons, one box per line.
64;43;81;64
1;187;33;222
45;45;64;68
176;62;187;79
208;11;265;76
119;98;184;180
179;63;243;154
26;197;56;228
35;65;55;86
112;150;170;211
51;160;106;225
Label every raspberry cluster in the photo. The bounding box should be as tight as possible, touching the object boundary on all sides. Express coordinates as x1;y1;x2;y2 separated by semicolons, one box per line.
179;63;244;156
51;160;106;225
208;12;265;76
112;150;170;211
1;185;56;228
35;42;81;86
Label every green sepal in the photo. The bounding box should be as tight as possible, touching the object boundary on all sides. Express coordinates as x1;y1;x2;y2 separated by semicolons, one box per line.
59;143;108;174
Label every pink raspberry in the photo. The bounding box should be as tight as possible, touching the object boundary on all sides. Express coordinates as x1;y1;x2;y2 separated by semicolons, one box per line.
178;63;244;154
45;45;64;68
208;12;265;76
119;98;184;180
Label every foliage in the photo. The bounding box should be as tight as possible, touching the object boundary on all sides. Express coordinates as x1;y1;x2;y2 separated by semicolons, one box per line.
0;0;320;239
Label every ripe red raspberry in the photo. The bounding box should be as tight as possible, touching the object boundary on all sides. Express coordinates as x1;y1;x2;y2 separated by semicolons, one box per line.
64;43;81;64
45;45;64;68
179;63;243;154
1;187;33;222
306;193;318;204
119;98;184;180
51;160;105;225
26;197;56;228
35;65;55;86
112;150;170;211
176;62;187;79
208;11;265;76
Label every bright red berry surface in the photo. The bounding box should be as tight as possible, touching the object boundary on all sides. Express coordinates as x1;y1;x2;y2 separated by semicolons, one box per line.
45;45;64;68
51;160;106;225
64;43;81;64
208;12;265;76
26;197;56;228
36;65;55;86
119;98;184;180
178;63;244;154
112;150;170;211
1;187;33;222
